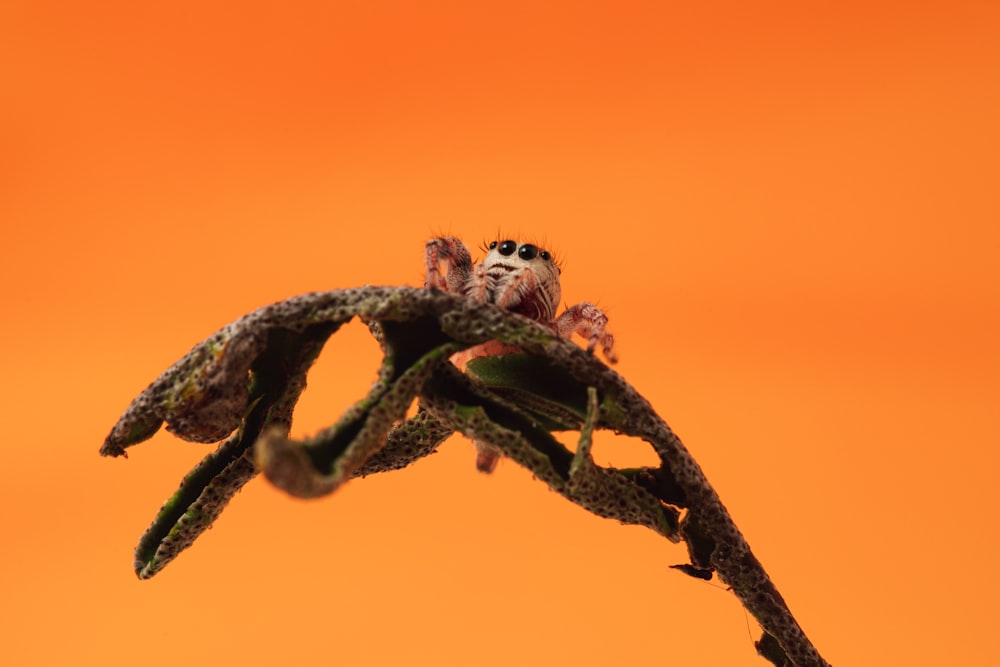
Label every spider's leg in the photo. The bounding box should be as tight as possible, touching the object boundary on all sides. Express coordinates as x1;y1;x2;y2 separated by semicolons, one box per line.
474;441;501;474
553;302;618;363
424;237;473;292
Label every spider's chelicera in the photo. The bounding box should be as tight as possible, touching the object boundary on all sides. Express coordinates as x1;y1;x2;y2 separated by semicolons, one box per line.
424;236;617;472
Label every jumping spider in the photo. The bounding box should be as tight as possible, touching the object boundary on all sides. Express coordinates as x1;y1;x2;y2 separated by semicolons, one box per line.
424;236;617;473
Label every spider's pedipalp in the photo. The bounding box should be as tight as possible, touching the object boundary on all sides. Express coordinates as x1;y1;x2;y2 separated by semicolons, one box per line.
491;265;538;309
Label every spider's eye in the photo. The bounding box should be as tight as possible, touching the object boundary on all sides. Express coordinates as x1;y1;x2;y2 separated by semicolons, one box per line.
498;240;517;256
539;250;551;261
518;244;538;260
488;241;498;250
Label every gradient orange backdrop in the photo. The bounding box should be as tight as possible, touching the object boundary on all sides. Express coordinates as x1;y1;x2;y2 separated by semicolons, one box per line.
2;2;998;665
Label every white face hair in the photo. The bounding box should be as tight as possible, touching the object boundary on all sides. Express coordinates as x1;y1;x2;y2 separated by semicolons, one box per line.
481;239;562;311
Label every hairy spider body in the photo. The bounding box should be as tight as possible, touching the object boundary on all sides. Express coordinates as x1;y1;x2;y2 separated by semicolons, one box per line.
424;236;617;473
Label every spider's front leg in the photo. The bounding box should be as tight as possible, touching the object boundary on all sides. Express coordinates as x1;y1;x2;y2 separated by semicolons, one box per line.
553;302;618;364
424;236;474;293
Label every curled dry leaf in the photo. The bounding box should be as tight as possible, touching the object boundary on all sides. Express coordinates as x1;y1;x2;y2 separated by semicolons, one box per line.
102;286;828;667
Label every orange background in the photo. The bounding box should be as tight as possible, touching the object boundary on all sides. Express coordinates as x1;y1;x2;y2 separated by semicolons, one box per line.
2;2;998;665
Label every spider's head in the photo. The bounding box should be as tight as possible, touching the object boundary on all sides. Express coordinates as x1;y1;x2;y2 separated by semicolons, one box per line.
482;239;562;319
484;239;561;277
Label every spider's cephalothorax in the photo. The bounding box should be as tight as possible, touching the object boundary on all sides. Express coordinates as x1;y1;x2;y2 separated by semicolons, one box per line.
424;236;617;473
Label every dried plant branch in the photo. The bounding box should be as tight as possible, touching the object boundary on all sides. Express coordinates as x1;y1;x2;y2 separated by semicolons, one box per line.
102;286;830;666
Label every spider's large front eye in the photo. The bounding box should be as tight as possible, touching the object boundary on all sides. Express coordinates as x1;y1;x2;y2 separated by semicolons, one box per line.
518;244;538;260
498;240;517;256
